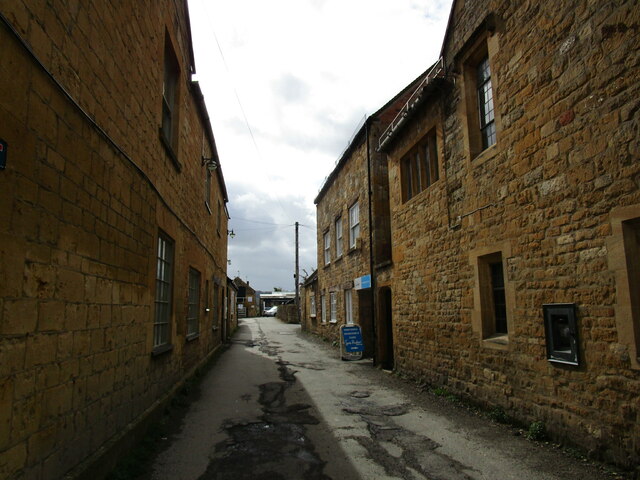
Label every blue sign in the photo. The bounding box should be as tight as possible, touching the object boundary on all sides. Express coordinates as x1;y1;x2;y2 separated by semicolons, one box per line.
354;274;371;290
342;325;364;353
0;139;6;170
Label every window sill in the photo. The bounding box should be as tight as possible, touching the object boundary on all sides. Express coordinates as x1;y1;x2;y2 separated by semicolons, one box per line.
151;343;174;357
323;262;331;269
159;128;182;172
471;143;498;167
329;320;338;324
186;333;200;342
205;201;212;215
482;334;509;350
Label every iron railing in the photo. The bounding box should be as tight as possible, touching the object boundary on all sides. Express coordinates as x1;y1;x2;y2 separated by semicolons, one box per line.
378;57;445;151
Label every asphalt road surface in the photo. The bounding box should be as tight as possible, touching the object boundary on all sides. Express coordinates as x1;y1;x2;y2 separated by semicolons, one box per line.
145;317;623;480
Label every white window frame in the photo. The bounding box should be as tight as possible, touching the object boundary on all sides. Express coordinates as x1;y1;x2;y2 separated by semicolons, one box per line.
345;289;353;324
187;268;201;337
154;232;174;348
330;291;337;323
321;294;326;323
335;217;343;258
349;202;360;249
323;230;331;265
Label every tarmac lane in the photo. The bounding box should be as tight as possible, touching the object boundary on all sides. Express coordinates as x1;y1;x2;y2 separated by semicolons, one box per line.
145;317;624;480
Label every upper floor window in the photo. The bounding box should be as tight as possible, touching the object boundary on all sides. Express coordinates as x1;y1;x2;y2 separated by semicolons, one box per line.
477;56;496;149
335;216;343;258
205;170;212;212
461;35;499;160
323;230;331;265
401;129;439;202
349;202;360;249
160;36;180;155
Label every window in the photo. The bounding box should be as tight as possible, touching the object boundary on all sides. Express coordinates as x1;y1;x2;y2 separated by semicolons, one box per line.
330;292;337;323
478;252;508;339
349;202;360;249
154;232;174;350
461;37;499;160
213;283;220;329
323;230;331;265
205;170;212;212
187;268;201;338
217;201;222;236
623;218;640;359
345;289;353;324
609;208;640;368
321;294;326;323
477;56;496;149
489;261;507;334
310;295;316;317
401;129;439;202
161;37;179;151
335;217;343;258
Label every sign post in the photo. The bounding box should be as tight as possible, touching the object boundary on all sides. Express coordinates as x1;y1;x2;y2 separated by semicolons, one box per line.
340;324;364;361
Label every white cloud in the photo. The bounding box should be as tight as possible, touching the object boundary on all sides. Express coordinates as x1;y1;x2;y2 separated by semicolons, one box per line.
188;0;452;291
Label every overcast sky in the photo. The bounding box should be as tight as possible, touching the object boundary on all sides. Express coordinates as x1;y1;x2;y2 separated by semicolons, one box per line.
187;0;453;292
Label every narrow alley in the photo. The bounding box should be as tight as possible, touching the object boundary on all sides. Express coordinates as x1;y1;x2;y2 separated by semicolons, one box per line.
133;317;621;480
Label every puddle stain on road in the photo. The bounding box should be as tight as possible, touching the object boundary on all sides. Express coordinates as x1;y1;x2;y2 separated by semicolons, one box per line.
197;358;330;480
342;400;476;480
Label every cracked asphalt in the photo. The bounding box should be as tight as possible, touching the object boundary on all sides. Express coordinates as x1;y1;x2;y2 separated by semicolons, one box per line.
145;317;625;480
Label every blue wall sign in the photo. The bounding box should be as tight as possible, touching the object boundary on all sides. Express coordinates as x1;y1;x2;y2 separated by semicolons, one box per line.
0;139;6;170
354;274;371;290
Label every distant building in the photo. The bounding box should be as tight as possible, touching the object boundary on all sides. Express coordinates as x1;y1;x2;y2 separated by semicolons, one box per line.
226;276;239;341
300;270;318;331
310;76;426;358
0;1;229;477
233;277;258;318
260;291;296;311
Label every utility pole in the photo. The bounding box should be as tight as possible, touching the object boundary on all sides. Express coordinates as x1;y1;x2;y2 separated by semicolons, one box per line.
295;221;300;324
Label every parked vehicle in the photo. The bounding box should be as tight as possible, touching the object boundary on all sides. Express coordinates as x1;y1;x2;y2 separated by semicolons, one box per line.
264;306;278;317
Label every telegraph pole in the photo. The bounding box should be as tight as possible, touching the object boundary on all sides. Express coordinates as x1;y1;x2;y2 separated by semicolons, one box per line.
295;221;300;323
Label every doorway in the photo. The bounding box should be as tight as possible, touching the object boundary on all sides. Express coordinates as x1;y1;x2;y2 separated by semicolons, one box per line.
378;287;394;370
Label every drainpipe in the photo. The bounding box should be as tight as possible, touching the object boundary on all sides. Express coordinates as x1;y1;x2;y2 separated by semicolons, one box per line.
365;118;378;365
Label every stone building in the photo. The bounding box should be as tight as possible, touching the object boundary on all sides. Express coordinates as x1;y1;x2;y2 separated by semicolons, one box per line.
226;276;238;342
378;0;639;468
233;277;258;318
311;77;426;358
300;270;318;331
0;1;229;478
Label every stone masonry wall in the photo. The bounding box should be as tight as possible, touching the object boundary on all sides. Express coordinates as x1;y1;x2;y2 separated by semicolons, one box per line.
0;1;228;478
386;0;639;467
314;137;371;346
